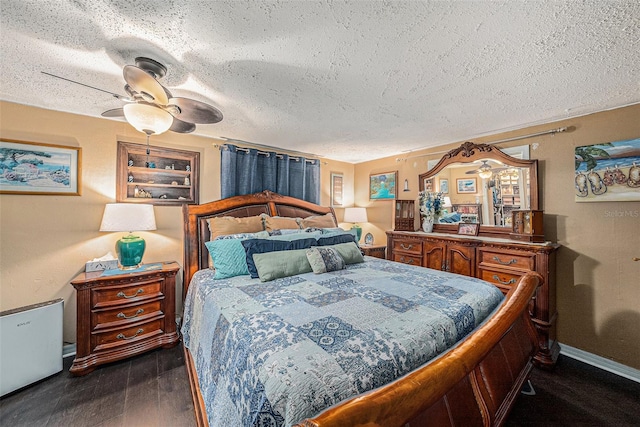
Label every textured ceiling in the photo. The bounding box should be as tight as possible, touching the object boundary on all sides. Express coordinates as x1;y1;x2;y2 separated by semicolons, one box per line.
1;1;639;163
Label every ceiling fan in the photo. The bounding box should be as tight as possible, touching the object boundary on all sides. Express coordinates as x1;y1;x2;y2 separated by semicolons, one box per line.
465;160;508;178
42;57;223;135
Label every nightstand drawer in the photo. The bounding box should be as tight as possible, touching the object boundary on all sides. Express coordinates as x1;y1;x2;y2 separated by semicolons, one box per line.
392;239;423;256
92;300;163;331
92;319;164;352
393;254;422;266
478;249;535;270
91;280;163;308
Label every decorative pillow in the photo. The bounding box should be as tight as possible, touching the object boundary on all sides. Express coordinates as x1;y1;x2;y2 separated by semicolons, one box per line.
297;213;337;229
306;247;346;274
205;239;250;279
241;238;318;278
321;228;359;241
317;234;357;246
207;215;265;240
207;230;269;268
261;214;301;232
252;249;312;282
266;230;322;241
329;242;365;265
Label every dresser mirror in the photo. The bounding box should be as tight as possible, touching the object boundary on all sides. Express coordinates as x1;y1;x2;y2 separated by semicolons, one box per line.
419;141;539;237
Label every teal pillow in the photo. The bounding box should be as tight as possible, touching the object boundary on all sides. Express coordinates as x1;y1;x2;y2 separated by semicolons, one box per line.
252;249;312;282
205;239;249;279
306;247;346;274
330;242;365;265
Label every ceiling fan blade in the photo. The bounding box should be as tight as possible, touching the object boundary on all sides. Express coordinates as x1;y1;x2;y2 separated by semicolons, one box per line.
170;117;196;133
42;72;131;101
101;108;125;118
123;65;169;105
168;97;223;124
465;169;481;175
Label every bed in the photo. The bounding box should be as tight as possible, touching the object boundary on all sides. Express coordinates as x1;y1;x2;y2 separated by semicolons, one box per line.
182;190;541;427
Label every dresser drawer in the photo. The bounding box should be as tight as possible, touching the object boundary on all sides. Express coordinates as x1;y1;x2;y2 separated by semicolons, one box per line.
478;268;524;293
392;239;423;256
393;253;422;266
92;319;164;352
478;249;535;270
91;280;163;309
92;299;163;331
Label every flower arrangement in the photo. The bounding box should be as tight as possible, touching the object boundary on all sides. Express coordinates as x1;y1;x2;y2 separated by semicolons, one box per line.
418;191;444;221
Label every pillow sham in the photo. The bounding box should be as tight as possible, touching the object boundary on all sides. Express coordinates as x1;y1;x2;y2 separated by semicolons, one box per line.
252;249;312;282
207;215;265;240
241;238;318;278
306;246;345;274
266;230;322;241
297;213;337;229
261;214;301;232
329;242;365;265
317;234;357;246
205;239;250;279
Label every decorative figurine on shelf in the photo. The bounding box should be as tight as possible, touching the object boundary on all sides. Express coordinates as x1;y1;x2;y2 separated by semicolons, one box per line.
186;165;191;172
165;166;171;170
134;186;139;197
128;173;134;183
184;176;190;186
160;194;168;199
171;181;178;186
128;158;134;167
171;164;175;170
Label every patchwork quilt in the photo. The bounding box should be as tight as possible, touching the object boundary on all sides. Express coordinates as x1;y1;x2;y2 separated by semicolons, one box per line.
182;257;504;427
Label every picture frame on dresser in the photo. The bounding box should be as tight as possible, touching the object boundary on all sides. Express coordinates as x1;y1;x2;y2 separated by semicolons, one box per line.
457;222;479;236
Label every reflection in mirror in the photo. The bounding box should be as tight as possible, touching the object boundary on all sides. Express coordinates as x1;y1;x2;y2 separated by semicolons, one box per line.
419;142;539;234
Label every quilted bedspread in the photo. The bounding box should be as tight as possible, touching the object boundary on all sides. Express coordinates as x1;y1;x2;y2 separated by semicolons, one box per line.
182;257;504;427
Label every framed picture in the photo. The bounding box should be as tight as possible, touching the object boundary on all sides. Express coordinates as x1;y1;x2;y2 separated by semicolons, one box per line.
0;139;81;195
364;232;374;245
423;178;433;192
369;171;397;200
456;178;477;194
457;222;479;236
330;172;343;207
439;178;449;194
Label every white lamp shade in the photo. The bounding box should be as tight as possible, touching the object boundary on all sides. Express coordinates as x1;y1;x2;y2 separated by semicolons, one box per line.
343;207;368;223
123;103;173;135
100;203;157;232
443;197;452;207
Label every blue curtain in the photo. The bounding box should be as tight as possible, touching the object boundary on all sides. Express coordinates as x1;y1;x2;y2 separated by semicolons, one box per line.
221;144;320;204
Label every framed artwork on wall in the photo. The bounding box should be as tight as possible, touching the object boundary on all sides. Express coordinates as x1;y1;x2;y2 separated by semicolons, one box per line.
423;178;433;192
456;178;477;194
330;172;343;207
439;178;449;194
0;139;81;195
370;171;397;200
574;137;640;202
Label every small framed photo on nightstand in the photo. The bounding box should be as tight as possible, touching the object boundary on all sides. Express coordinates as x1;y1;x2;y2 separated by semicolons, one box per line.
364;233;374;245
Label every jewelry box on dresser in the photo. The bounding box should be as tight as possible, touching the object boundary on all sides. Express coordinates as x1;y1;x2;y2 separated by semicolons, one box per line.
394;141;560;369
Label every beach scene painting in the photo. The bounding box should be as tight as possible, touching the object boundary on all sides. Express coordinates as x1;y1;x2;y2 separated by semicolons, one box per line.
369;171;397;200
574;138;640;202
0;139;81;195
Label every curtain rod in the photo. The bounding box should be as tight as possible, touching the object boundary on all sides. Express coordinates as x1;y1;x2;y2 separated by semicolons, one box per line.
214;143;321;164
216;137;324;159
396;126;569;162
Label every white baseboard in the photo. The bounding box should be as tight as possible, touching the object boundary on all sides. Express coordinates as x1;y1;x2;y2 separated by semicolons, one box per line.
560;343;640;384
62;343;76;358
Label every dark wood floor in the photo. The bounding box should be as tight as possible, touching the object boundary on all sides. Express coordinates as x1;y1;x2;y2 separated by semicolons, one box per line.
2;345;639;426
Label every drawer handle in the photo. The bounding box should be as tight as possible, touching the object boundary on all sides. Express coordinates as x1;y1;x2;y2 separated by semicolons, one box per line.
117;309;144;319
399;257;414;265
117;288;144;299
492;256;517;266
492;275;516;285
117;328;144;340
400;243;414;250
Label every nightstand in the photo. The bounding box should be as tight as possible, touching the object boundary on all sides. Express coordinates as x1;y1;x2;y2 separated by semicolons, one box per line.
361;244;386;259
69;261;181;375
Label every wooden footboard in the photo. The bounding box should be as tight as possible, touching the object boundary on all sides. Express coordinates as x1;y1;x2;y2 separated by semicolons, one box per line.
183;272;541;427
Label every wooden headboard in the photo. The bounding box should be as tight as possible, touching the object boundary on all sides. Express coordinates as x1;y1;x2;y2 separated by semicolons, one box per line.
182;190;336;298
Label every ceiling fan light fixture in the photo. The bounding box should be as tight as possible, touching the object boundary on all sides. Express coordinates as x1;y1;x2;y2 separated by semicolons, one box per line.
123;103;173;135
478;169;493;179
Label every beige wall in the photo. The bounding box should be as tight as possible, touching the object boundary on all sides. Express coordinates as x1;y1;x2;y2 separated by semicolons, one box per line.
354;104;640;369
0;101;354;344
2;101;639;369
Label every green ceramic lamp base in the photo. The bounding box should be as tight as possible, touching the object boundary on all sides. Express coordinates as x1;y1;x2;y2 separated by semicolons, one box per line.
351;224;362;243
116;234;146;269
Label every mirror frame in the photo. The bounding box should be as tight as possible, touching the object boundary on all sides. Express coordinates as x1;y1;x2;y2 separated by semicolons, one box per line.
418;141;539;238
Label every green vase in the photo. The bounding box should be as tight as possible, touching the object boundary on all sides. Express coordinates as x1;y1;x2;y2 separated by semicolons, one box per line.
116;234;146;269
351;225;362;242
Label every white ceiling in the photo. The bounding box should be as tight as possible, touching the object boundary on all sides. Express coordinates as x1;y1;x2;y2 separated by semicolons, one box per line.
1;1;639;163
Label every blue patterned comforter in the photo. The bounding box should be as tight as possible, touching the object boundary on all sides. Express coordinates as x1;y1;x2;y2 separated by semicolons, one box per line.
182;257;504;427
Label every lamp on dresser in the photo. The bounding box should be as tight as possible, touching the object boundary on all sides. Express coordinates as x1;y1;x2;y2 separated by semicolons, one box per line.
99;203;157;269
343;207;368;243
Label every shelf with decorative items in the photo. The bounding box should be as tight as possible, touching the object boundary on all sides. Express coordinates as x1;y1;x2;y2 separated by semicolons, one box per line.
117;141;199;205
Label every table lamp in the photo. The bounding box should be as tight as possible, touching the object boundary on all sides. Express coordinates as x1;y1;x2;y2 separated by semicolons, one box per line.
343;207;368;243
99;203;157;269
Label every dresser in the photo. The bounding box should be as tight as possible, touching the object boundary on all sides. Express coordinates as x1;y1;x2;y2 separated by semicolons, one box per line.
387;231;559;369
69;262;180;375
